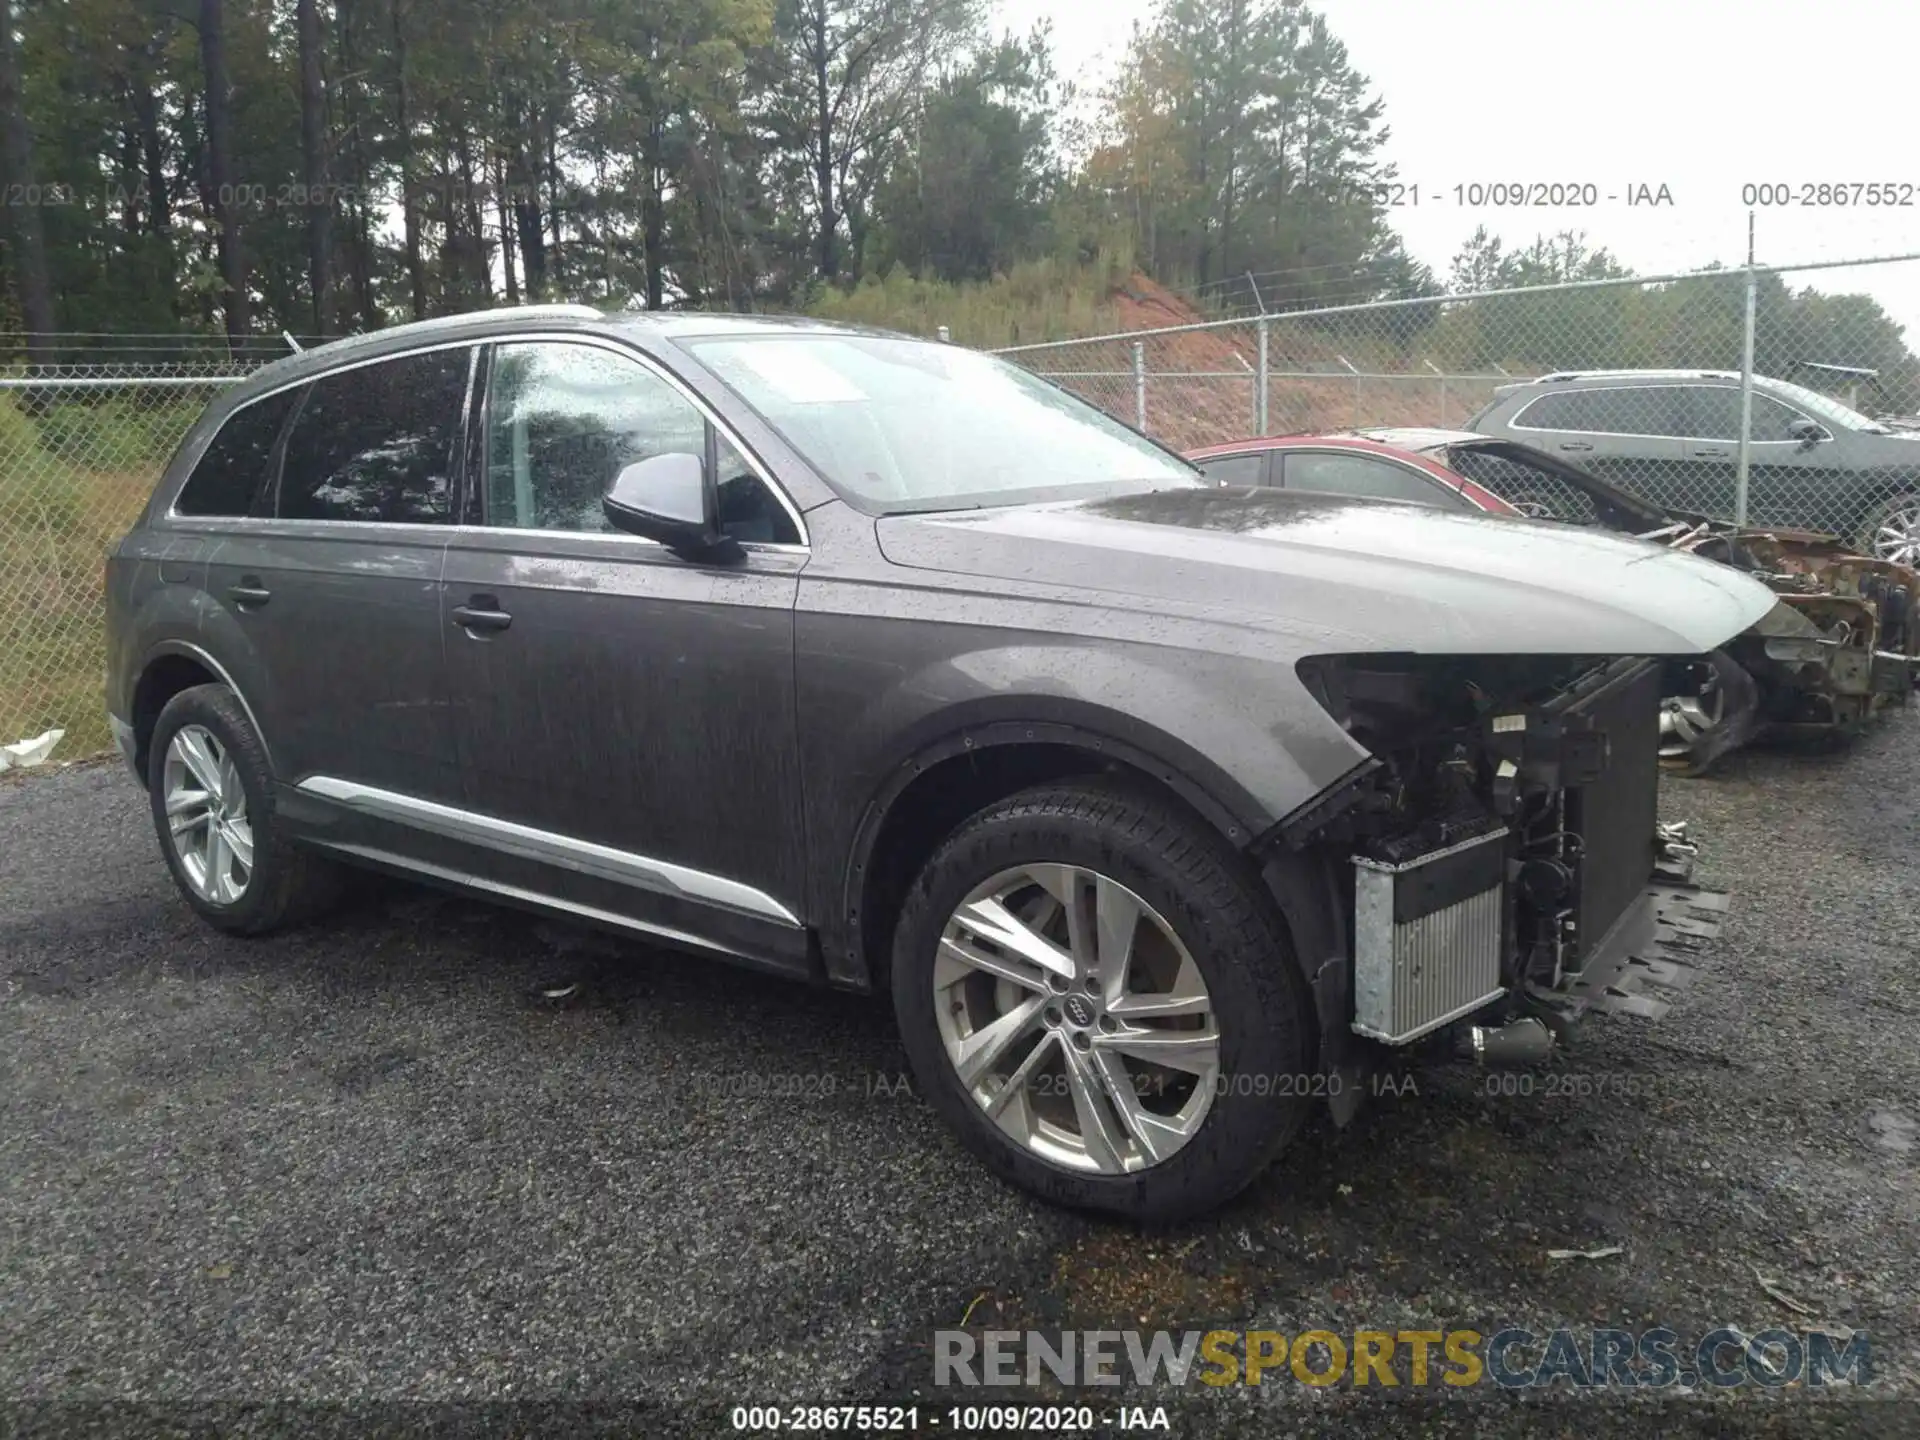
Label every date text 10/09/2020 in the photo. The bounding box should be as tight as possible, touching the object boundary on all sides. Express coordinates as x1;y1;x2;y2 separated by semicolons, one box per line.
730;1406;1172;1433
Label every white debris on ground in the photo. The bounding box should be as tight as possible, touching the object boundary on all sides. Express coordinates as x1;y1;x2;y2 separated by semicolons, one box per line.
0;729;64;772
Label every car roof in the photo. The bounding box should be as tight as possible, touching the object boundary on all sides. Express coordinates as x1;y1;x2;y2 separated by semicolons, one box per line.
1516;369;1748;386
1187;432;1416;459
216;305;915;410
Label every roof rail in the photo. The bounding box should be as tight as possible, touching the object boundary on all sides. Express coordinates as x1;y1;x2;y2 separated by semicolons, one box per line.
1532;368;1744;384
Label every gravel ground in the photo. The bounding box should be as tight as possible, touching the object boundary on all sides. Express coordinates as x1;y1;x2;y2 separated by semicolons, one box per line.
2;720;1917;1439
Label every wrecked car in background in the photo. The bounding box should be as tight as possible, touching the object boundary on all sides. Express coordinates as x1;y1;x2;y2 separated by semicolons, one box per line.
1191;429;1920;774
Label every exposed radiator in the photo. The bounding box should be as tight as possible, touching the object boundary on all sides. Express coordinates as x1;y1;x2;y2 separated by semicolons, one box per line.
1352;827;1507;1045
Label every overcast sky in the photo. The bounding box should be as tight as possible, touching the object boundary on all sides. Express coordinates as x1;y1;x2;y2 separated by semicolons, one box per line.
994;0;1920;328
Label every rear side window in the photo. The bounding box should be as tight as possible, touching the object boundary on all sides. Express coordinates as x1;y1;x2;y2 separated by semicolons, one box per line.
174;390;299;516
1195;452;1269;487
1511;386;1686;437
1281;451;1453;507
278;348;472;523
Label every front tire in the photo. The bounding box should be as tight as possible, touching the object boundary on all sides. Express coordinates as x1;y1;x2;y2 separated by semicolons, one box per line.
147;683;342;935
891;779;1314;1222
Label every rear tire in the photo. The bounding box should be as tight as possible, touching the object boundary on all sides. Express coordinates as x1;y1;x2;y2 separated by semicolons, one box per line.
891;779;1314;1222
147;683;342;935
1856;492;1920;566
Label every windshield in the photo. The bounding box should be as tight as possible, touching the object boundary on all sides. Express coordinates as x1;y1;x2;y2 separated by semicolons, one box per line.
684;333;1203;513
1766;378;1890;433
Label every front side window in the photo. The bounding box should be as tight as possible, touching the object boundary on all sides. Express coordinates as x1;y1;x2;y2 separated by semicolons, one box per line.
1281;451;1454;507
1196;452;1269;488
1689;387;1804;442
175;389;300;517
483;341;798;543
278;348;471;523
686;334;1201;514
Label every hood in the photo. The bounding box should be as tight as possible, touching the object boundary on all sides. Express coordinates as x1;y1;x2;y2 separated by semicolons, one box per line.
876;487;1778;656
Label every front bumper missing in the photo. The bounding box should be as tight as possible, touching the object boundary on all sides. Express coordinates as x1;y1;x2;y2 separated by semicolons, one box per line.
1523;880;1729;1029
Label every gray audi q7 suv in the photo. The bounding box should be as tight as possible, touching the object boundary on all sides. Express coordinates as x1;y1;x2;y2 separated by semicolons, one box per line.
105;306;1777;1220
1470;368;1920;561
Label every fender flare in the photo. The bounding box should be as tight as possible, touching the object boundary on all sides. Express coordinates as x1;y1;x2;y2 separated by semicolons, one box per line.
840;717;1261;928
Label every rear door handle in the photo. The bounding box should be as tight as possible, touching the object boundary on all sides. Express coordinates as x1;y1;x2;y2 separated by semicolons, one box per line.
451;597;513;634
227;578;272;608
1557;441;1594;452
1692;447;1730;458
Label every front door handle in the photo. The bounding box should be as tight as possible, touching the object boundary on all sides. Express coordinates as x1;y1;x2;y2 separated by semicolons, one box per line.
451;598;513;634
227;578;272;608
1557;441;1594;452
1693;447;1730;458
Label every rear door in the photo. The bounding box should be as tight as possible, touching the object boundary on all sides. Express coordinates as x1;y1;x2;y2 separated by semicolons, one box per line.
202;345;473;801
1507;385;1690;510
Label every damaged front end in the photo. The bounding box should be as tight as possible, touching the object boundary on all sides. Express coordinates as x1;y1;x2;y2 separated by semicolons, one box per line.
1662;525;1920;758
1282;653;1723;1079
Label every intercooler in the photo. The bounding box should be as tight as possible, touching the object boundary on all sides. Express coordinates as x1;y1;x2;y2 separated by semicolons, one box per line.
1351;827;1507;1044
1348;658;1666;1045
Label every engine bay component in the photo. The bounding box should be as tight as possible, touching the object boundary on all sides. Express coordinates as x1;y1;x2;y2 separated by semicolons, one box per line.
1352;826;1506;1044
1289;651;1726;1057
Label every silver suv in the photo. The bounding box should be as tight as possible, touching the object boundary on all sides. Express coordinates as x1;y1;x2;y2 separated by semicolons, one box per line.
1469;369;1920;562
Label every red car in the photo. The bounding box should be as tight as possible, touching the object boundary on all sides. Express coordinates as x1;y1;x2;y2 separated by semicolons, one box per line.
1185;430;1524;517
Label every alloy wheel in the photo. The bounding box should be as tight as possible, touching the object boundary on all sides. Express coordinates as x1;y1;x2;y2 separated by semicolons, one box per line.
932;864;1220;1175
1659;672;1727;766
161;724;254;904
1871;501;1920;566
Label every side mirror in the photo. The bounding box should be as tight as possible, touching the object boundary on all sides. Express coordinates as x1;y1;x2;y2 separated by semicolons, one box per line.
1786;418;1830;448
603;452;732;558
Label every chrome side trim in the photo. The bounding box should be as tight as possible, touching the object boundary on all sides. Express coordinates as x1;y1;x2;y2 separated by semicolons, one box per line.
306;839;754;959
297;775;804;928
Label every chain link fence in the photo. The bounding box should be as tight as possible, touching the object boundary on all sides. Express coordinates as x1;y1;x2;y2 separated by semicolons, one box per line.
0;366;254;759
994;254;1920;555
4;255;1919;760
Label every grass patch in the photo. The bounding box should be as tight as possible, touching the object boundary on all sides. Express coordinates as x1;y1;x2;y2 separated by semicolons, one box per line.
0;391;202;759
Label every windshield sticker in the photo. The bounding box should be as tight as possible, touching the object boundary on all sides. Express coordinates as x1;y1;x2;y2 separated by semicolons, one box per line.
730;345;869;405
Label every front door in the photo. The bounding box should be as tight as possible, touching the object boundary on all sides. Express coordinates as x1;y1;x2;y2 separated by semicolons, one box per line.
440;338;811;963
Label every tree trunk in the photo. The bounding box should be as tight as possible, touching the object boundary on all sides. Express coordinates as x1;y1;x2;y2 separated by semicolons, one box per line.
129;69;169;236
507;103;546;297
199;0;248;345
336;0;378;328
495;153;518;302
642;106;664;309
390;0;426;319
0;0;57;365
545;113;564;290
811;1;837;281
297;0;333;334
455;127;489;301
